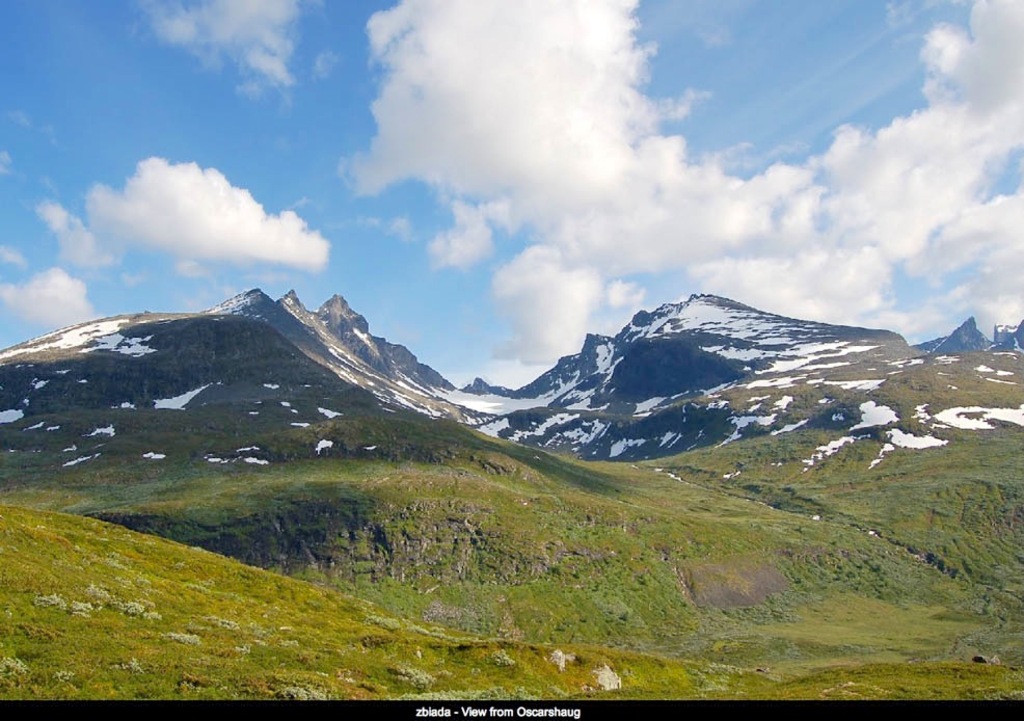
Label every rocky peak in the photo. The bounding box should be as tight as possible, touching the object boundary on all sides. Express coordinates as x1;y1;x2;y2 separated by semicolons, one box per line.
918;316;990;354
317;294;370;337
281;289;308;312
206;288;275;316
460;377;513;396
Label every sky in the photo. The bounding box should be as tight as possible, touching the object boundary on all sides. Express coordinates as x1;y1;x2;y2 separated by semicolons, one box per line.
1;0;1022;388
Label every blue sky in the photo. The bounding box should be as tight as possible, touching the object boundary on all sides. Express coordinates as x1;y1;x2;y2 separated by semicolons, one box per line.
2;0;1022;387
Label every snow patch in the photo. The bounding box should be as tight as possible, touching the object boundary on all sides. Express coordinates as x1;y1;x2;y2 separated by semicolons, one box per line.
477;418;510;438
721;414;776;444
0;319;128;360
290;422;310;428
932;405;1024;430
0;409;25;424
315;439;333;455
559;420;609;446
746;376;804;389
824;379;885;391
64;453;100;467
771;419;808;436
154;384;211;410
23;421;44;431
85;334;156;357
263;383;280;389
633;396;666;416
142;452;166;460
609;438;645;458
510;413;580;442
659;431;681;447
243;457;269;465
850;401;899;430
870;443;896;469
85;425;115;437
888;429;947;449
318;407;342;419
803;436;860;466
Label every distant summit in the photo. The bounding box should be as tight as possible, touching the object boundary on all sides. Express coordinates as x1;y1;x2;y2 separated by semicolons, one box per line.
916;317;991;354
209;289;467;420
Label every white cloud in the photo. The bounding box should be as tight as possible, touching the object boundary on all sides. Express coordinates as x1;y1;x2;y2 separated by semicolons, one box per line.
0;268;95;328
428;199;510;269
355;0;1024;363
143;0;305;93
0;150;10;174
312;50;338;79
388;216;413;242
492;246;604;362
606;279;645;309
85;157;329;272
0;246;27;268
36;201;116;268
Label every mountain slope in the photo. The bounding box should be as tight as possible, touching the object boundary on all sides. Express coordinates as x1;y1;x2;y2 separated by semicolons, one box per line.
916;317;991;353
208;289;477;422
0;503;708;700
466;295;926;459
3;291;1024;697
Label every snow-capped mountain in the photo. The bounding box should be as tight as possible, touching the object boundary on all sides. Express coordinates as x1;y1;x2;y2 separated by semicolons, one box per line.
465;295;1024;460
0;310;366;420
207;289;479;421
463;294;911;414
993;321;1024;351
4;289;1024;467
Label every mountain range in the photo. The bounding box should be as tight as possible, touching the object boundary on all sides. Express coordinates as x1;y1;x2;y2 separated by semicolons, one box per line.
6;287;1020;463
2;288;1023;700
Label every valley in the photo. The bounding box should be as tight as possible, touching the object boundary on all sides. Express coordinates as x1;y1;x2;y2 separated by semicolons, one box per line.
1;290;1022;700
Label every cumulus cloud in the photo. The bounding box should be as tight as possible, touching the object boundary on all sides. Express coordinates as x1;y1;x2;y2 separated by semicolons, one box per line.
83;157;330;271
0;246;27;268
353;0;1024;362
0;268;96;327
492;246;605;362
429;199;511;269
36;201;116;268
35;158;329;273
143;0;305;94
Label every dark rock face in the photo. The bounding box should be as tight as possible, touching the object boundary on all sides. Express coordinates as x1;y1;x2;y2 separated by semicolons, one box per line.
609;337;745;401
917;317;991;354
460;377;513;396
0;314;351;414
992;319;1024;350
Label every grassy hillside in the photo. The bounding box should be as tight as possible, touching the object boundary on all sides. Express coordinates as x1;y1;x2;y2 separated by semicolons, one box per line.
2;408;1014;677
3;350;1024;698
0;503;711;700
3;504;1021;700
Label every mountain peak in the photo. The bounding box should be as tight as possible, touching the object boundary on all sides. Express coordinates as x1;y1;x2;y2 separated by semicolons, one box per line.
317;293;370;336
917;316;990;354
206;288;273;316
281;289;307;312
